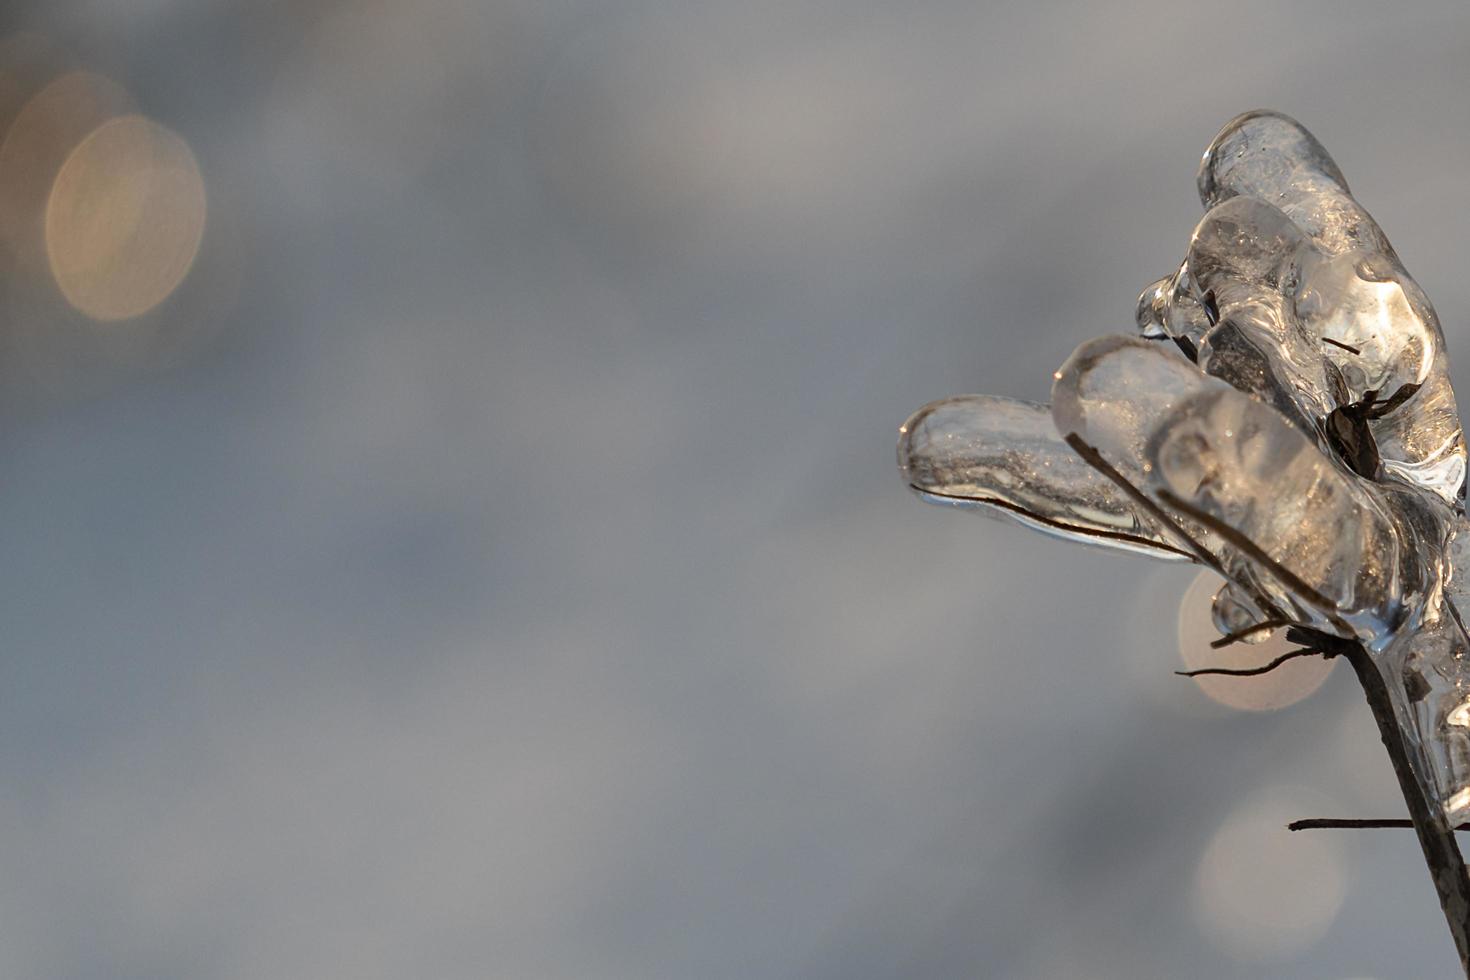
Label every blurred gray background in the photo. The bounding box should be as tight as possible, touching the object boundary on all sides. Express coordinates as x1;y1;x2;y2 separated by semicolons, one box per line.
0;0;1467;977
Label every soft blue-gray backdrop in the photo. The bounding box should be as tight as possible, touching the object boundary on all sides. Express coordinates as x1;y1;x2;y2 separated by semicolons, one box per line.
2;1;1468;977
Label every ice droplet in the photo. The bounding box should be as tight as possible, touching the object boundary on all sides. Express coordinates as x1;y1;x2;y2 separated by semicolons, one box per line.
1212;579;1273;644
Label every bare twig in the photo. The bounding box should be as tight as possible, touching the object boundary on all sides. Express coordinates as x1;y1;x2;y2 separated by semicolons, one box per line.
1321;336;1361;355
1175;647;1323;678
1340;640;1470;973
905;487;1194;559
1289;818;1470;832
1209;619;1291;648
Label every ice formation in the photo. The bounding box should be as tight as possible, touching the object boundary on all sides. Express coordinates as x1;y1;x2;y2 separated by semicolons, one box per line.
899;110;1470;825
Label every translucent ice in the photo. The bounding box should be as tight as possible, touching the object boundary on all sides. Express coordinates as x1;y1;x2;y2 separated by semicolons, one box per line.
898;394;1189;559
1049;334;1237;564
1187;197;1342;439
1212;579;1273;644
1050;334;1225;472
1198;110;1369;256
1135;261;1213;351
1143;384;1414;637
1200;110;1466;503
900;110;1470;823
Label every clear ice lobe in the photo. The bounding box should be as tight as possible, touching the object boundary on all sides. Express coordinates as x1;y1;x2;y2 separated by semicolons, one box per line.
1296;250;1466;499
1134;261;1212;349
1050;335;1238;566
1188;195;1303;292
1198;110;1368;255
1144;385;1411;638
898;394;1190;559
1197;110;1466;502
1185;197;1343;441
1050;334;1224;469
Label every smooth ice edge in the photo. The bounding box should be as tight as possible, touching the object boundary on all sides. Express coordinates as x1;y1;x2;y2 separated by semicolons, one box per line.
898;393;1193;560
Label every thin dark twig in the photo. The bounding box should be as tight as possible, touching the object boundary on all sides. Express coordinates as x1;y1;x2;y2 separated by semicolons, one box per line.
904;487;1195;559
1321;336;1361;355
1450;598;1470;642
1175;647;1324;678
1290;818;1470;832
1340;642;1470;970
1200;289;1219;326
1210;619;1291;648
1366;382;1422;420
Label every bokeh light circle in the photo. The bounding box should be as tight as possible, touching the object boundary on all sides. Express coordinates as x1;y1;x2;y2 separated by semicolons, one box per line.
0;69;132;267
1192;795;1348;960
45;114;206;321
1178;569;1335;711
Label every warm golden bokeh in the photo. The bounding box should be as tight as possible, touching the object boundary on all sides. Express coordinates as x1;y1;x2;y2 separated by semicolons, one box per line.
1192;794;1348;960
0;69;131;268
45;115;206;321
1177;569;1336;712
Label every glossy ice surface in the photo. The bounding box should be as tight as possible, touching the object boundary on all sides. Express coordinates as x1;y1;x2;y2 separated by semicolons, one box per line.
898;394;1192;559
900;110;1470;822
